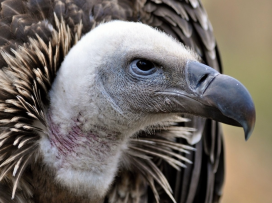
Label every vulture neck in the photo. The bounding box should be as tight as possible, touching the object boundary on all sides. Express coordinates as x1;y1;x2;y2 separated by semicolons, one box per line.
40;78;132;200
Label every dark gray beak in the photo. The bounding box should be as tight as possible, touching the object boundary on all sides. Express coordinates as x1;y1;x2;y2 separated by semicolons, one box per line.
186;61;256;140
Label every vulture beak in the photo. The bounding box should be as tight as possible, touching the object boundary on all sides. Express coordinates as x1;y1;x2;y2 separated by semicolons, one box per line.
183;61;255;140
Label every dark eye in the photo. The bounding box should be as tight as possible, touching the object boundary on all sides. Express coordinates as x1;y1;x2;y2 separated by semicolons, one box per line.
136;60;154;71
130;59;157;76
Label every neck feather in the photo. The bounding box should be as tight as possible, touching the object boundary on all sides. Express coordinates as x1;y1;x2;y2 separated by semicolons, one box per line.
32;160;104;203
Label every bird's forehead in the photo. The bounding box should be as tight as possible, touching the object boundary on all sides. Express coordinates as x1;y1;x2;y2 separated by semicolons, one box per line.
91;21;196;60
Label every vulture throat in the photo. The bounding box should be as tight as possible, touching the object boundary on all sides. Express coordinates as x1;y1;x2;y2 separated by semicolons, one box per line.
0;19;255;203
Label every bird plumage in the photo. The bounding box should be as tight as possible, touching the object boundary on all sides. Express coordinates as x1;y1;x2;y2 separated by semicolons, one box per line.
0;1;255;203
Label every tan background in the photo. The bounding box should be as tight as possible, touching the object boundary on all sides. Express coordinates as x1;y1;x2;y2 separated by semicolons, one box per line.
202;0;272;202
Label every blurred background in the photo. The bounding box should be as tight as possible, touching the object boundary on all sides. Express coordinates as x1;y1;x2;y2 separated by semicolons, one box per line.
202;0;272;202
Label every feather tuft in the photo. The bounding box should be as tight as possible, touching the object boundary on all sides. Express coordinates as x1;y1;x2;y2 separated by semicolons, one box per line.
0;14;83;200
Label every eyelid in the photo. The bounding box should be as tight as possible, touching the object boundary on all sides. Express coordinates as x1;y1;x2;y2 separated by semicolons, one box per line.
130;59;157;76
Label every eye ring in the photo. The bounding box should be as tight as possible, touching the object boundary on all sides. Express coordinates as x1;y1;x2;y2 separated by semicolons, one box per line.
130;59;157;76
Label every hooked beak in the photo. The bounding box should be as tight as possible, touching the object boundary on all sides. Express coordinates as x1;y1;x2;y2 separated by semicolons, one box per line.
184;61;255;140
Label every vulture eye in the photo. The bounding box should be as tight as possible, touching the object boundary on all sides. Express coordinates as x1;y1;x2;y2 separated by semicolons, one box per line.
130;59;157;76
136;60;154;71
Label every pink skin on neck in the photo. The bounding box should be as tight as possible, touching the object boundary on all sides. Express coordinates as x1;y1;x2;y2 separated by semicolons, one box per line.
47;113;120;160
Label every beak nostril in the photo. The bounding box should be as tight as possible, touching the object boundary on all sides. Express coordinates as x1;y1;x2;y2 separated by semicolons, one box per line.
186;61;219;93
197;74;209;88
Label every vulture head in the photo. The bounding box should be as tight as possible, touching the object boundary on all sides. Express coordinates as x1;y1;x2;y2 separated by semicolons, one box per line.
38;21;255;199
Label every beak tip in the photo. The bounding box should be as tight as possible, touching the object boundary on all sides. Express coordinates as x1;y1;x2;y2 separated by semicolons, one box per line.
245;131;251;141
244;112;256;141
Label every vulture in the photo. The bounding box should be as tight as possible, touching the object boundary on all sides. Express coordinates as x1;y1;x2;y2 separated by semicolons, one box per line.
0;0;255;203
